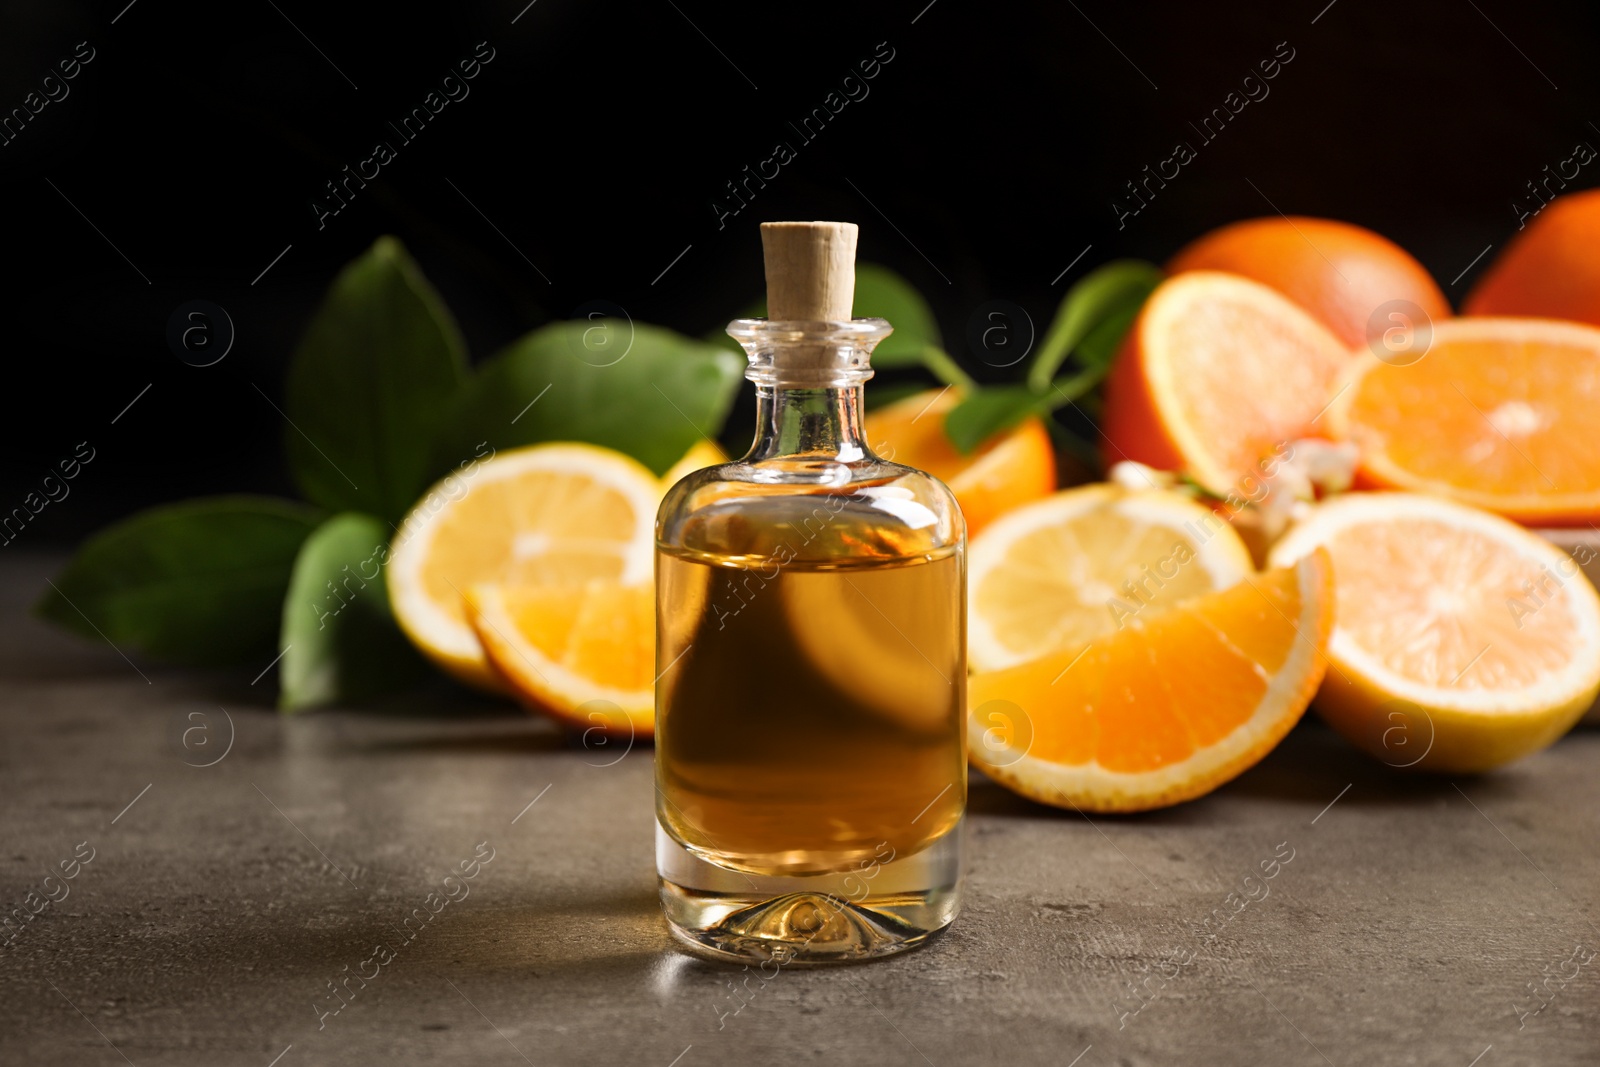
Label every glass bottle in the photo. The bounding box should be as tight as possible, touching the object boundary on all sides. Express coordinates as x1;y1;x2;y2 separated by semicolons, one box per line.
654;222;966;963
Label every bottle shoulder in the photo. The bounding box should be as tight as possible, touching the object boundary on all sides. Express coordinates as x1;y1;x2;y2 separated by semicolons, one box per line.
657;457;965;564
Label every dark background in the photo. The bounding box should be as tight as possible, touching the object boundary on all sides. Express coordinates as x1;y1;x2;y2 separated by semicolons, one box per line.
4;0;1598;542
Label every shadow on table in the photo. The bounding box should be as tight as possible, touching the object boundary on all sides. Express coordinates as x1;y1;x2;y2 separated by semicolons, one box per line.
438;884;679;980
102;882;674;993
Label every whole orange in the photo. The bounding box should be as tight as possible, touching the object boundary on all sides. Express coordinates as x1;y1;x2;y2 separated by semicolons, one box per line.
1465;188;1600;328
863;388;1055;537
1166;216;1451;349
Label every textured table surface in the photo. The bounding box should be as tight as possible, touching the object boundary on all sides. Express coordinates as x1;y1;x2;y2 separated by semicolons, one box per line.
1;552;1596;1067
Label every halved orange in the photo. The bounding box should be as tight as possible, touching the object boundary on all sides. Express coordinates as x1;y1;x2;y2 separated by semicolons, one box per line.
968;483;1255;671
387;443;659;692
1330;317;1600;525
864;387;1055;536
1101;271;1352;495
466;582;654;735
970;551;1333;812
1269;492;1600;771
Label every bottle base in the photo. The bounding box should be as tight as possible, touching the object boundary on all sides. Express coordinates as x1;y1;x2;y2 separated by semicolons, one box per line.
655;818;962;965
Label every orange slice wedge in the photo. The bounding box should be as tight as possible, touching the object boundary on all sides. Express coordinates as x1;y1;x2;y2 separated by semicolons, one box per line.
466;582;655;736
970;551;1333;812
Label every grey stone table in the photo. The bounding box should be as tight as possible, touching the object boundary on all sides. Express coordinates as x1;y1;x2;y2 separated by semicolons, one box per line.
1;552;1596;1067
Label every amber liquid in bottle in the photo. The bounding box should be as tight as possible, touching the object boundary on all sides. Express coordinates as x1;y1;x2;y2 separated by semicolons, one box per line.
657;514;965;877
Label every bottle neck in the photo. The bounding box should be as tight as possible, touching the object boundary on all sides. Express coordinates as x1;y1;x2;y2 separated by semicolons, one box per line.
747;383;870;463
728;319;891;464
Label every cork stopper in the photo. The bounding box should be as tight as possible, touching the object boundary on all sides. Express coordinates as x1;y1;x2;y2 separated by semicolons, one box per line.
761;222;858;321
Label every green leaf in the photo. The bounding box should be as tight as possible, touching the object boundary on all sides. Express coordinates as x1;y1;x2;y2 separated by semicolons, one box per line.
436;320;742;476
1040;364;1107;411
285;236;468;522
917;345;977;390
944;386;1051;455
1026;260;1163;393
704;295;765;356
278;513;426;711
1074;298;1146;374
33;496;319;667
854;263;943;367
